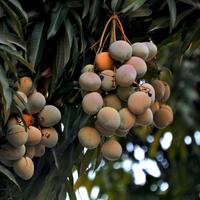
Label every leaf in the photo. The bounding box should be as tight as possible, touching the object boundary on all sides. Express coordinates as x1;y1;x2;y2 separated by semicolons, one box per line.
121;0;147;13
167;0;177;31
0;45;34;72
28;21;45;68
79;149;96;177
0;1;24;39
66;178;76;200
82;0;90;18
88;0;100;29
0;164;20;189
0;51;17;76
175;8;194;27
128;7;152;18
180;20;200;54
70;10;85;52
0;65;12;124
55;30;71;77
148;17;169;32
111;0;124;11
47;3;69;39
64;19;74;49
0;32;26;50
7;0;28;24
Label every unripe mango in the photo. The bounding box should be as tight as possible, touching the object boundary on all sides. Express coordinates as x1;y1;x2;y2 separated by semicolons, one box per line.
38;105;61;127
132;42;149;59
81;64;94;73
41;127;58;148
34;144;45;157
136;108;153;126
126;56;147;78
28;92;46;114
101;139;122;161
144;42;157;60
100;70;116;91
13;91;27;111
117;86;135;101
94;121;115;137
116;64;137;87
140;83;155;104
79;72;101;91
109;40;132;62
153;107;173;128
0;144;26;160
119;108;136;130
13;156;34;180
78;127;101;149
103;95;122;111
27;126;42;145
25;145;35;159
6;125;28;147
128;91;151;115
82;92;103;115
97;107;121;131
151;80;165;101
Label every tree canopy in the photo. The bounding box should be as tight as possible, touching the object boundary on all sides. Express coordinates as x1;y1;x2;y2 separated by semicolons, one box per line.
0;0;200;199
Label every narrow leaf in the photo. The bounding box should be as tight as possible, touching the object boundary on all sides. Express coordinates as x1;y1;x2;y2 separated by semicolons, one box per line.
47;3;69;39
70;10;85;52
7;0;28;23
0;164;20;189
167;0;177;31
0;1;24;39
28;21;45;67
0;65;12;124
0;45;34;72
121;0;147;13
0;32;26;50
82;0;90;18
64;19;74;49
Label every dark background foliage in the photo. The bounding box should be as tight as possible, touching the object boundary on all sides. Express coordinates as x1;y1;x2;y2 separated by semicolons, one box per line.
0;0;200;199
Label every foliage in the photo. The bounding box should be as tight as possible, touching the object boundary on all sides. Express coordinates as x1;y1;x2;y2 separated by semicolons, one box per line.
0;0;200;199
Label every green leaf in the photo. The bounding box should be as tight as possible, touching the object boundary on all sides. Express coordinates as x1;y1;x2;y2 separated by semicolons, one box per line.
167;0;177;31
88;0;100;29
82;0;90;18
0;164;20;189
79;149;96;176
148;17;169;32
128;7;152;18
70;10;85;53
0;45;34;72
111;0;123;11
64;19;74;49
0;1;24;39
7;0;28;24
66;178;76;200
47;3;69;39
0;51;17;76
121;0;147;13
55;29;71;79
180;20;200;54
0;65;12;124
0;32;26;50
28;21;45;68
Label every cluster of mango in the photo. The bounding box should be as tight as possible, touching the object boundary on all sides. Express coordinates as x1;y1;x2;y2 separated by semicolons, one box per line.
78;40;173;161
0;77;61;180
